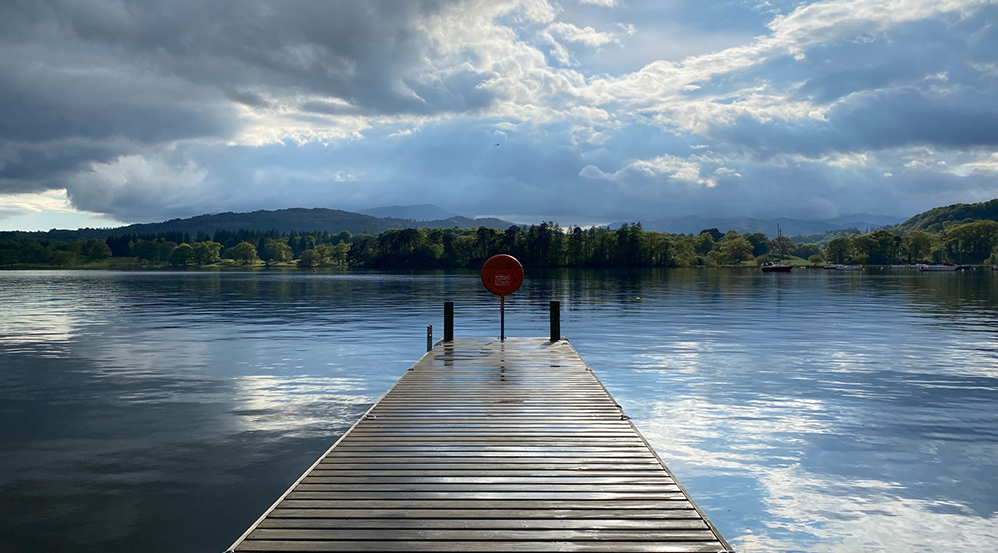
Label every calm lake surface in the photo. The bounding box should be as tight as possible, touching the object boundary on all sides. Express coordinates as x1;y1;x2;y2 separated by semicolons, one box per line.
0;268;996;552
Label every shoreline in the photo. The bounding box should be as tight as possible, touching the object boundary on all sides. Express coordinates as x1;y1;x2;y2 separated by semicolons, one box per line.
2;263;993;272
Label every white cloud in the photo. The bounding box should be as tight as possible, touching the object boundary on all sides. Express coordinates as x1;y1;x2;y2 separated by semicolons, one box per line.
814;152;872;168
615;22;636;36
972;62;998;77
542;21;618;65
580;154;719;188
387;128;421;138
545;22;617;47
0;190;77;218
960;153;998;170
904;159;933;170
587;0;994;132
578;164;612;180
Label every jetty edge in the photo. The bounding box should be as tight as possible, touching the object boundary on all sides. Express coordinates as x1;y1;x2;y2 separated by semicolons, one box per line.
226;335;732;552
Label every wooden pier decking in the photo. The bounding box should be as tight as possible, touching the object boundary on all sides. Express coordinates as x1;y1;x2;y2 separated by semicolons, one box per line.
228;337;730;552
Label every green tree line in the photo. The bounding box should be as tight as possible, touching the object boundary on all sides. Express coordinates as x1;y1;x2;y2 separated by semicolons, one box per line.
823;221;998;265
0;224;800;269
3;219;997;269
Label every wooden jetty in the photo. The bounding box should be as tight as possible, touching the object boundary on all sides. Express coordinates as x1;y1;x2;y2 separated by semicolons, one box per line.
227;336;730;552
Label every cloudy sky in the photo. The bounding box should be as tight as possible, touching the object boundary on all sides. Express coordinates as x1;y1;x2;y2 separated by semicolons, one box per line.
1;0;997;230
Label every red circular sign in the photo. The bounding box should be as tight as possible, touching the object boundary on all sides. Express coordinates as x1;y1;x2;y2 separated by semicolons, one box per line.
481;254;524;296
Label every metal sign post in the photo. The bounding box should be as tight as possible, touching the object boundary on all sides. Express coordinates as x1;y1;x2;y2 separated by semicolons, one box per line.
481;254;523;342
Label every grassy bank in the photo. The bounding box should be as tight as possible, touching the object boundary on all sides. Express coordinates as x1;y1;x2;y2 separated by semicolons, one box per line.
0;258;311;270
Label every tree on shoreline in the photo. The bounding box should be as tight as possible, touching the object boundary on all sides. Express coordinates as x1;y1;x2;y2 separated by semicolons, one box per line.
193;241;222;265
169;244;194;266
227;242;258;264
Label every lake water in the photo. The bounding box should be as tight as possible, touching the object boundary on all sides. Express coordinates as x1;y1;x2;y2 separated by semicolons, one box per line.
0;268;996;552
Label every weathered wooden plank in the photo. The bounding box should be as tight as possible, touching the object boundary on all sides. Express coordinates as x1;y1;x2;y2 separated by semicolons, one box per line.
268;509;703;520
258;518;709;530
307;470;671;477
275;500;697;510
321;453;659;460
330;444;651;450
247;528;719;541
237;541;725;552
318;457;659;464
228;337;729;553
330;446;650;452
344;434;642;440
302;476;676;484
352;423;634;428
365;415;624;419
292;484;684;493
350;427;637;432
342;438;643;443
285;491;689;500
313;463;667;470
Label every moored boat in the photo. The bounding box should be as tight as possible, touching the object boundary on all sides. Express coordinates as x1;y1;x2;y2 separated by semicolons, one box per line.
916;263;959;272
824;264;862;271
761;262;793;272
762;224;793;273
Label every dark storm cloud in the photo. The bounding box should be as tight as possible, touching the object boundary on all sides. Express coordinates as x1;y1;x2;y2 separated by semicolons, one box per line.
709;85;998;161
15;0;488;115
838;87;998;150
0;0;492;197
699;11;998;161
796;15;996;102
0;139;144;188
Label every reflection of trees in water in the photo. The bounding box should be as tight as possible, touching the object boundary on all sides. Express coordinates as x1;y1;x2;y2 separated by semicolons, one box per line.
894;270;997;321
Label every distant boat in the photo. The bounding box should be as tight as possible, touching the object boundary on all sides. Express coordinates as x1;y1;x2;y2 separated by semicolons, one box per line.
761;261;793;273
824;264;861;271
761;224;793;273
916;263;959;272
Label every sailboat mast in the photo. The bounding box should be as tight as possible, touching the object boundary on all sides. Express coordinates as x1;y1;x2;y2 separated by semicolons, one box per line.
777;224;785;262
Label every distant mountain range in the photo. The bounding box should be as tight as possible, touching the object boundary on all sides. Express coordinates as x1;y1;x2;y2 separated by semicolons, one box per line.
359;204;457;221
5;207;516;239
11;199;995;242
608;214;906;238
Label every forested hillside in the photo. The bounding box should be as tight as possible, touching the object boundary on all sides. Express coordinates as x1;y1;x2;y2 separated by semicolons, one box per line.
895;198;998;233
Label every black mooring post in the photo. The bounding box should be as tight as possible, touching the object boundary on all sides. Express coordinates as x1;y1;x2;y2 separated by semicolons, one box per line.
444;301;454;342
550;300;560;342
426;324;432;352
500;295;505;342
